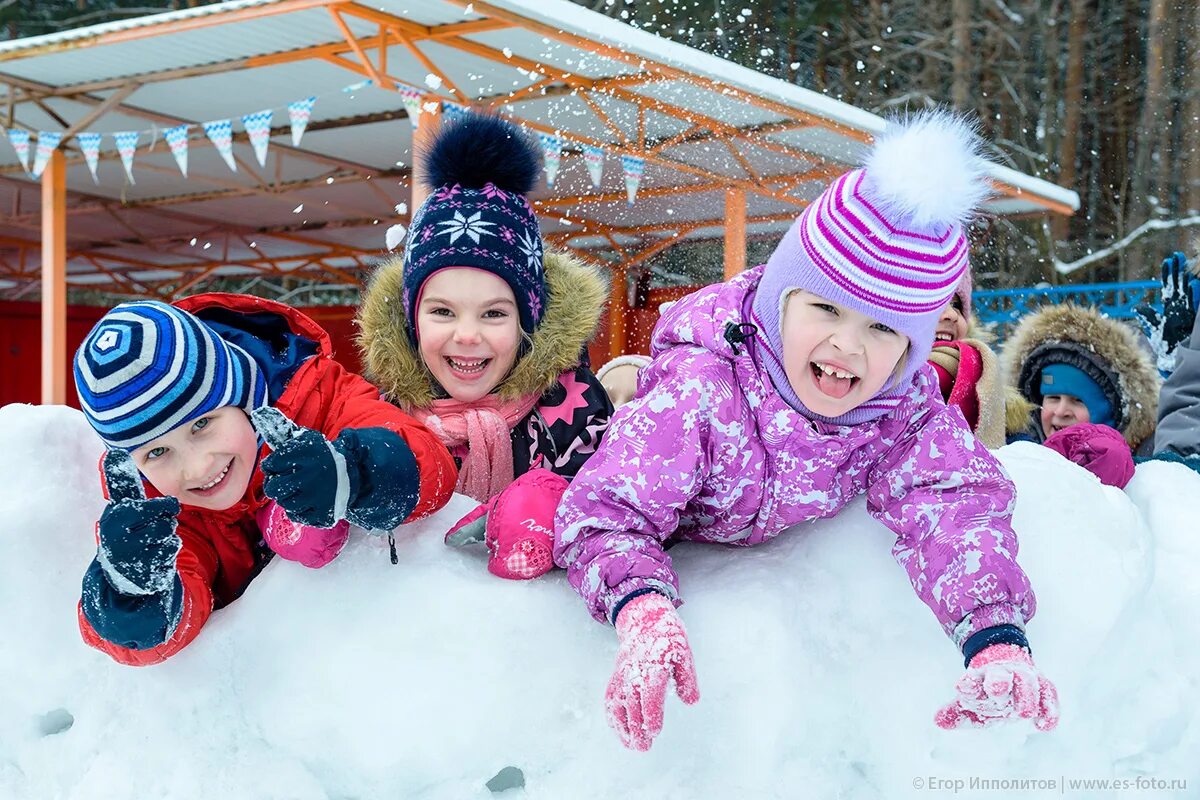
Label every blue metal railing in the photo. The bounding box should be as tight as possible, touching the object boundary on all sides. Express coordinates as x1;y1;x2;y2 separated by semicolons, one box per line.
973;280;1160;338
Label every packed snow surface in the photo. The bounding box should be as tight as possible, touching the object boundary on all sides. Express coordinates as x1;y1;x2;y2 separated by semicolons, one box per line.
1;403;1196;799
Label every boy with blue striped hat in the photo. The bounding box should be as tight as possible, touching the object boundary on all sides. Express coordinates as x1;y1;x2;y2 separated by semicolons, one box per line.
73;294;456;666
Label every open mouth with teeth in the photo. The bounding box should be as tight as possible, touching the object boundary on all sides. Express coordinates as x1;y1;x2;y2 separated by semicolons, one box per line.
810;361;859;399
190;458;234;496
445;356;491;378
935;332;955;342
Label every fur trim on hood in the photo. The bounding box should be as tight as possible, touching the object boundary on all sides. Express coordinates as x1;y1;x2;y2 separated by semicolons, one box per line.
356;250;607;409
1000;303;1160;448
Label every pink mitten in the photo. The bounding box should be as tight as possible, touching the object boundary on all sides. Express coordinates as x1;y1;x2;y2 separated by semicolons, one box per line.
935;644;1060;731
444;468;567;580
256;500;350;569
606;593;700;751
1044;423;1135;489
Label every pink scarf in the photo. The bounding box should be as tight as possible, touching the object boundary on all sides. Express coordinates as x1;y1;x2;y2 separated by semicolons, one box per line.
412;393;541;503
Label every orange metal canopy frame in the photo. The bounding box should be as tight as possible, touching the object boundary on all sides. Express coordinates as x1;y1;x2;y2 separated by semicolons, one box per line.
0;0;1079;402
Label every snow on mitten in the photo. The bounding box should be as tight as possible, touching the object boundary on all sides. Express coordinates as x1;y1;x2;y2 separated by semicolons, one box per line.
253;407;419;532
935;644;1059;731
606;592;700;751
444;468;566;580
97;449;182;596
1043;423;1135;489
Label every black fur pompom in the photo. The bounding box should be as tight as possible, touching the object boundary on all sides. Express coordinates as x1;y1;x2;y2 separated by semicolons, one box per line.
420;112;541;194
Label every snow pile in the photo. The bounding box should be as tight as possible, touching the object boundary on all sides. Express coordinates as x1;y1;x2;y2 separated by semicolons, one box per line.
1;405;1197;799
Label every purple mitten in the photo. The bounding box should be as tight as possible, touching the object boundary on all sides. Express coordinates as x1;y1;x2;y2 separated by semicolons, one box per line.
1044;423;1135;488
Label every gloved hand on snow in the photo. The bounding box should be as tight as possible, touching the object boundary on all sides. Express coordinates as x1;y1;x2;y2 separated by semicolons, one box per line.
1135;251;1199;372
935;643;1059;732
97;448;182;596
1043;422;1135;489
444;468;566;580
605;592;700;751
252;407;419;532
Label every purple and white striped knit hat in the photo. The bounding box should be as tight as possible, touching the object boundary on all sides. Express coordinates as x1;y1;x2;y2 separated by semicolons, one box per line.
750;110;993;423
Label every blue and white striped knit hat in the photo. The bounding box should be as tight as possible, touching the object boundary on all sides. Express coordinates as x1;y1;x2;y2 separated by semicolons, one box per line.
73;300;267;451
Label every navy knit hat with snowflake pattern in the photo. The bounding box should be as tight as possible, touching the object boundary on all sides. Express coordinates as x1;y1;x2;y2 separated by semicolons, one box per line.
73;300;267;451
401;112;545;342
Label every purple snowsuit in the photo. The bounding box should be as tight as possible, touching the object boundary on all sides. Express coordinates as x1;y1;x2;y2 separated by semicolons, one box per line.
553;266;1036;649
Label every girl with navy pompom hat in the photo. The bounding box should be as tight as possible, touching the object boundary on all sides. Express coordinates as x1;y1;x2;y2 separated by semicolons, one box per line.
358;112;613;581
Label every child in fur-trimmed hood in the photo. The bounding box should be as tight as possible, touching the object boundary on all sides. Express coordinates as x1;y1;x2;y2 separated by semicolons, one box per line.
1002;303;1160;487
357;112;612;581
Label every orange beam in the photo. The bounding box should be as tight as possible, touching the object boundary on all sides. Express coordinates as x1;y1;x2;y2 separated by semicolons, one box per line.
484;77;559;107
990;180;1077;217
446;0;872;147
395;32;465;100
577;92;631;146
0;0;341;60
328;8;393;89
724;141;761;183
41;149;66;405
607;265;627;360
724;188;747;279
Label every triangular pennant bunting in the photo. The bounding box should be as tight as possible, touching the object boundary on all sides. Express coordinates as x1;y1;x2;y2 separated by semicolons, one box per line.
584;144;605;189
31;131;62;179
6;128;30;173
621;154;645;205
538;133;562;188
203;119;237;173
113;131;140;183
163;125;190;177
287;97;316;146
398;86;423;129
77;132;102;183
241;109;273;168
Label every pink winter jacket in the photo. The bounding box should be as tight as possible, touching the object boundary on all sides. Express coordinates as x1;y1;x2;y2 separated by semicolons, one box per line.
552;266;1036;649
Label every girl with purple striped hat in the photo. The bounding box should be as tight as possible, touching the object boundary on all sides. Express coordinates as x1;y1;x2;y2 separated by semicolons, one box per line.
551;111;1059;751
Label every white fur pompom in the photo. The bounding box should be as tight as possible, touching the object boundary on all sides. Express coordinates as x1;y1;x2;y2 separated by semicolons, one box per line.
863;110;993;229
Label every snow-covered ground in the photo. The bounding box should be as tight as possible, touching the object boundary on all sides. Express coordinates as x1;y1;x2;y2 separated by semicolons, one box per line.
1;403;1196;800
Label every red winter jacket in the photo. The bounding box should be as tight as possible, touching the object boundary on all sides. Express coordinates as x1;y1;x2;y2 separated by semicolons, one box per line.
78;294;457;666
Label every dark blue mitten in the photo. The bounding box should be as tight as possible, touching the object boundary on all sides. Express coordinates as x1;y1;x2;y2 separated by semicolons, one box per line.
97;449;182;596
252;407;419;532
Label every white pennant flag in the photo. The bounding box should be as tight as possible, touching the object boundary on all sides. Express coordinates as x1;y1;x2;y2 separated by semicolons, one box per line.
584;144;605;189
241;110;272;168
163;125;189;177
113;131;140;183
621;154;645;205
6;128;30;173
288;97;316;146
203;119;237;173
398;86;423;129
77;132;102;183
538;132;562;188
31;131;62;179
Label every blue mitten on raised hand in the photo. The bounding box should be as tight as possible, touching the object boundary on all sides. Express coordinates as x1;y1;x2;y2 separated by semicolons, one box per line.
252;407;419;532
97;448;182;596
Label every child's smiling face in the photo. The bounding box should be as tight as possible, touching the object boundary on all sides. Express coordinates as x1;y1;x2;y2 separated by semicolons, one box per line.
935;296;969;343
781;290;911;418
416;268;521;403
1040;394;1092;437
131;405;258;510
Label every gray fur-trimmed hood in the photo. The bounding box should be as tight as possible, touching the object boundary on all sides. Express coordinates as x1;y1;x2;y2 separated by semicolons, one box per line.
356;250;608;409
1000;303;1160;447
